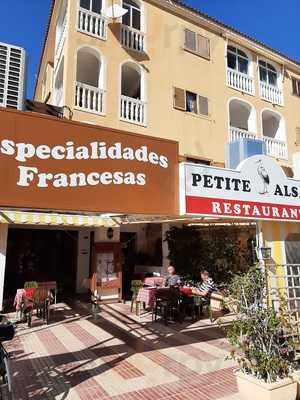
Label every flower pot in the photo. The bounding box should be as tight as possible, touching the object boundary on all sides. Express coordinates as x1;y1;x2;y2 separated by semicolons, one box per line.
236;370;297;400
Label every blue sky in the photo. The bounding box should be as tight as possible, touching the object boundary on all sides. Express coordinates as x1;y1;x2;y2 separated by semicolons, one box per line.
0;0;299;99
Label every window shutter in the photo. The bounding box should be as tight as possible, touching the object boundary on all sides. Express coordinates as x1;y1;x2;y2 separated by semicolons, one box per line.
197;35;210;59
198;95;209;116
184;29;197;52
296;127;300;146
173;87;186;111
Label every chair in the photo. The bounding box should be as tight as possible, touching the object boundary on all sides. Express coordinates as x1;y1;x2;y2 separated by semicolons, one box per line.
201;293;225;322
130;280;143;315
153;287;181;325
191;295;203;321
26;288;52;327
24;281;38;289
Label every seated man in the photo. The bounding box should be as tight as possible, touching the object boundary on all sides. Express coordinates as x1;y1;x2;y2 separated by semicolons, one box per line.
193;270;217;303
164;265;182;287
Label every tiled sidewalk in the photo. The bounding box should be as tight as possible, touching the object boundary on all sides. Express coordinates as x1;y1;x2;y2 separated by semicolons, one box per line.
5;302;240;400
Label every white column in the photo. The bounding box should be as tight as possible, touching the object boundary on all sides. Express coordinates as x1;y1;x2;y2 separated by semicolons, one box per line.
162;223;170;275
76;229;91;293
0;224;8;311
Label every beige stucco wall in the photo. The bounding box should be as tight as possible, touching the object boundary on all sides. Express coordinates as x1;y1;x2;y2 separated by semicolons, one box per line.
35;0;300;168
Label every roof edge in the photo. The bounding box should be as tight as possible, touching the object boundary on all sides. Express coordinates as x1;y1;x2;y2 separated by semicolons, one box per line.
33;0;55;99
150;0;300;69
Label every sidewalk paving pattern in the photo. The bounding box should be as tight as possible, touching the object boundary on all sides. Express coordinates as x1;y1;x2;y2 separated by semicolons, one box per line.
4;302;240;400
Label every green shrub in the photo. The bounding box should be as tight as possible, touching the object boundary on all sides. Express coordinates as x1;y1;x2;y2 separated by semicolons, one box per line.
225;266;296;383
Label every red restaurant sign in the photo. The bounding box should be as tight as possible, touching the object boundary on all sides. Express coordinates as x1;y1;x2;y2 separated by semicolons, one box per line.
180;155;300;222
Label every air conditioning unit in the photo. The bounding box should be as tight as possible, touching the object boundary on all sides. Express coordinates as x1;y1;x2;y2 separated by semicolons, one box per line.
226;138;266;169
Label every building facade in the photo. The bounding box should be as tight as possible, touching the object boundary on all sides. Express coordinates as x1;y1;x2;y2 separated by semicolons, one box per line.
0;42;26;110
35;0;300;169
0;0;295;308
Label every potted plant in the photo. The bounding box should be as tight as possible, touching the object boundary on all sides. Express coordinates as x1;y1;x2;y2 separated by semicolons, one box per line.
225;266;297;400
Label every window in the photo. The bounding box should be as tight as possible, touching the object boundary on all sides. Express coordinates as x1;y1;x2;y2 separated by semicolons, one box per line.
227;46;249;74
184;29;210;60
80;0;102;13
173;87;209;116
186;91;197;113
292;78;300;97
259;60;278;86
122;0;141;31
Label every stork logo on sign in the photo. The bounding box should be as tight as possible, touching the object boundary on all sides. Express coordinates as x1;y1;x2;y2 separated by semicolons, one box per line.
256;159;270;195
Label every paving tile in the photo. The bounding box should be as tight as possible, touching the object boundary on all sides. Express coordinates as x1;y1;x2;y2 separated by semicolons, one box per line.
5;302;240;400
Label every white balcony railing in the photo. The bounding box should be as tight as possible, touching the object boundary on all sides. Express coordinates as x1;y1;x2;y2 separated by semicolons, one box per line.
75;82;105;114
120;95;146;125
77;7;106;40
227;68;254;95
121;25;145;52
260;82;283;106
263;136;288;159
229;127;256;142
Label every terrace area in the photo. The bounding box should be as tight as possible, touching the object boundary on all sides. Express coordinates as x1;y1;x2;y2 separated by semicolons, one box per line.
4;301;239;400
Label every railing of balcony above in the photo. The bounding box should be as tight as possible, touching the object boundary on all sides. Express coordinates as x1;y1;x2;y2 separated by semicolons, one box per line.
229;127;257;142
75;82;105;114
77;7;107;40
120;95;146;125
227;68;255;95
260;81;283;106
121;25;145;53
263;136;288;160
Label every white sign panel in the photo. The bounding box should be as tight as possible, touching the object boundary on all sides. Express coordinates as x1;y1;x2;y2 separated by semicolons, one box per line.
180;155;300;222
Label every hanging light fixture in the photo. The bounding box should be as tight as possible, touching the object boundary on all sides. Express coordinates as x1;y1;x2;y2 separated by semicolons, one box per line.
260;247;272;260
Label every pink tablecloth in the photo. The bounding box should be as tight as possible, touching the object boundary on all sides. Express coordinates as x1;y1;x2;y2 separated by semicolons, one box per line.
144;277;164;287
136;286;194;309
136;288;157;308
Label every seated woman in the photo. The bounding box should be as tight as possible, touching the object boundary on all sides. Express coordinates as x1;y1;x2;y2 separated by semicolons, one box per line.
193;270;217;303
164;265;182;287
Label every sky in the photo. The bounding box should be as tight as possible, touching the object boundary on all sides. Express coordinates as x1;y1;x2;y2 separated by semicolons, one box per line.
0;0;299;99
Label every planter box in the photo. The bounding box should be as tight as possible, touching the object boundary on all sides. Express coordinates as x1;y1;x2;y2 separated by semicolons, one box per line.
236;371;297;400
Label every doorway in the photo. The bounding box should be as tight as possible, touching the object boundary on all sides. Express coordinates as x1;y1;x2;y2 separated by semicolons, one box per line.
4;228;78;299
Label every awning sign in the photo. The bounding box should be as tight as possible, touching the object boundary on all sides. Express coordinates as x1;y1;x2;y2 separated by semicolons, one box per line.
0;109;178;215
180;155;300;222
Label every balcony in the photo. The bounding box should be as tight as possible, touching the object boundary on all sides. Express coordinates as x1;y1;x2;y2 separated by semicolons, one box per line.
77;7;106;40
121;25;145;53
229;127;256;142
75;82;105;114
227;68;254;95
260;81;283;106
263;137;288;160
120;95;146;125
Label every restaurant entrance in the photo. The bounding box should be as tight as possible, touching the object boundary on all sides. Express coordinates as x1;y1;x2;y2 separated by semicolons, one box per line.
4;227;78;299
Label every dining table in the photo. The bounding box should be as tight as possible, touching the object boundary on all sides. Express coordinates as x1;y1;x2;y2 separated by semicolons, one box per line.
135;285;195;313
